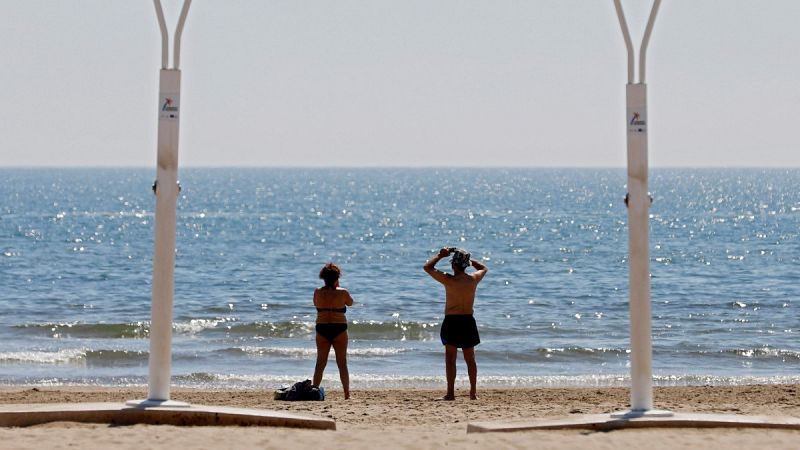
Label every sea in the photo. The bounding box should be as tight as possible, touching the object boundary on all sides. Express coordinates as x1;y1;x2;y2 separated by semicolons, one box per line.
1;168;798;390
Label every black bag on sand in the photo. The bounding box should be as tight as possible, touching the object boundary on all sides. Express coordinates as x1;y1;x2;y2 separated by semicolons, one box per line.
274;379;325;401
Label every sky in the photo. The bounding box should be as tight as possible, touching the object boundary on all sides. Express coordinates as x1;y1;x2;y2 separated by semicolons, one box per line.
1;0;798;168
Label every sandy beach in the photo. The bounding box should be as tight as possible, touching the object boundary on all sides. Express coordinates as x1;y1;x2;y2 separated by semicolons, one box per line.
1;384;798;449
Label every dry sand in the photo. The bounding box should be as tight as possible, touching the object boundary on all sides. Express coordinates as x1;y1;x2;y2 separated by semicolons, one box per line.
1;384;798;449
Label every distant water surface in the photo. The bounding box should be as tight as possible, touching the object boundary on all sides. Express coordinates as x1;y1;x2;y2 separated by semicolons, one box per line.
0;168;798;388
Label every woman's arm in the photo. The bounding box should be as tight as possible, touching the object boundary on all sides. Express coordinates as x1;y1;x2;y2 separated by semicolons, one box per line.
343;289;354;306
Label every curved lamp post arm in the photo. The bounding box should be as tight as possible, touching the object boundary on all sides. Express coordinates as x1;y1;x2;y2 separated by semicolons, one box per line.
173;0;193;70
639;0;662;84
153;0;193;70
153;0;169;69
614;0;662;84
613;0;635;84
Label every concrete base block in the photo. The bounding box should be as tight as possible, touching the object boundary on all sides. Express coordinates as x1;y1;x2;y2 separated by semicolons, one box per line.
0;402;336;430
467;413;800;433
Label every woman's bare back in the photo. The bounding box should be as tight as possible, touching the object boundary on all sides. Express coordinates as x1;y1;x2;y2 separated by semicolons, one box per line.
314;287;353;324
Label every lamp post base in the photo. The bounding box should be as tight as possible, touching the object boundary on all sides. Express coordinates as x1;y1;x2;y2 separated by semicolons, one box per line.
610;408;674;419
125;399;191;408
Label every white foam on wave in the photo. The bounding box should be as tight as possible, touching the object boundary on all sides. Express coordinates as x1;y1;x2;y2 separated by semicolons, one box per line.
0;348;86;364
173;318;232;334
167;373;800;389
235;346;409;358
349;347;409;356
5;373;800;390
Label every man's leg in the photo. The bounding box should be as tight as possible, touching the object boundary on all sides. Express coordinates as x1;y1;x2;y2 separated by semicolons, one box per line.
462;346;478;400
443;344;458;400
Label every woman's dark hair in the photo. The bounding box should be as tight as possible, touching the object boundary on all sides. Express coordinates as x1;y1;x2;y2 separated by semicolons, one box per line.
319;263;341;288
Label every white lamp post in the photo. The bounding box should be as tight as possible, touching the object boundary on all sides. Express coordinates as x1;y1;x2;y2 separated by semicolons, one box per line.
611;0;672;418
129;0;192;407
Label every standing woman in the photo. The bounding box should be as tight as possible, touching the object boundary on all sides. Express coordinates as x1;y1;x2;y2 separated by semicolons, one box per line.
313;263;354;399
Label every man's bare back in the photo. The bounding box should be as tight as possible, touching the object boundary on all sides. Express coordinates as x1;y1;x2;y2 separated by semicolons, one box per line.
424;248;488;314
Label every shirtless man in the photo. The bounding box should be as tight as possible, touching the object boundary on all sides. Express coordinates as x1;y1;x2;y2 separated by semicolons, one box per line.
423;247;488;400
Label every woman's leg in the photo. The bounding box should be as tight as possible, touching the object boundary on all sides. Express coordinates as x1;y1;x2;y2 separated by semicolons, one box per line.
331;331;350;399
313;333;332;387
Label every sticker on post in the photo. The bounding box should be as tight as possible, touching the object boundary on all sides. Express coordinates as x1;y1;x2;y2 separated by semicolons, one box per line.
159;95;180;120
627;108;646;133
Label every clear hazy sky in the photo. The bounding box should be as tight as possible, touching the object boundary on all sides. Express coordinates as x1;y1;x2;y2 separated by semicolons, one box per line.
1;1;797;168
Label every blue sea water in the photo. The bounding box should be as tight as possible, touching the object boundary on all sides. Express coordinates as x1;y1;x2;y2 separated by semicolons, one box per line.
0;168;798;389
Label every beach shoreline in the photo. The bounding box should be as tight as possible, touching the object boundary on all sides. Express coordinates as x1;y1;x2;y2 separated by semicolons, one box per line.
1;384;798;449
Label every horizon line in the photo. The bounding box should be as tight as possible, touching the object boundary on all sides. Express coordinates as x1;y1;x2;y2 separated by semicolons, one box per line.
1;165;799;170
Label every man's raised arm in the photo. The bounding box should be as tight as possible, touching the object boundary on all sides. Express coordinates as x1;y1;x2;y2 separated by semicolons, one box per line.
471;259;488;282
424;248;450;283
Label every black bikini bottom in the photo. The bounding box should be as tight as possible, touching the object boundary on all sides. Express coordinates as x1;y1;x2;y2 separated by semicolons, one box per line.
316;323;348;343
